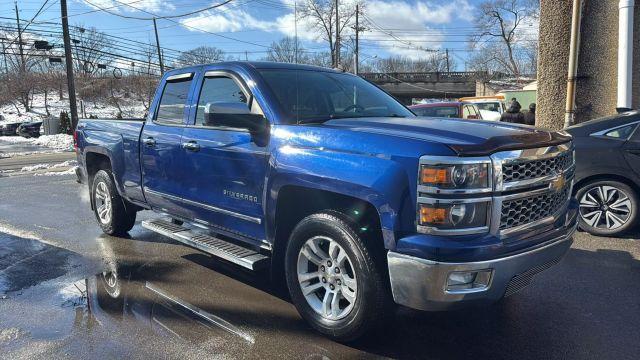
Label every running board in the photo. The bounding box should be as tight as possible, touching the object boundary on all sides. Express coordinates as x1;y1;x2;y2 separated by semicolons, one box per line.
142;219;269;271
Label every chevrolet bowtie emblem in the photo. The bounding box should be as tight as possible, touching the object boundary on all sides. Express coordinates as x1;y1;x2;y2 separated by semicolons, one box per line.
549;170;566;192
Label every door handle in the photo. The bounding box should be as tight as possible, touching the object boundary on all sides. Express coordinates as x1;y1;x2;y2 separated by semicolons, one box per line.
626;149;640;156
143;137;156;147
182;141;200;152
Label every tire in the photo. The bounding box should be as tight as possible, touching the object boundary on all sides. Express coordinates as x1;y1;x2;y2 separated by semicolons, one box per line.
575;179;638;236
92;169;137;236
285;211;390;342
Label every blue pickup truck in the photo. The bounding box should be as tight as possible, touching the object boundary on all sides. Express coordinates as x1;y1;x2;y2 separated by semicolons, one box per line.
76;62;578;341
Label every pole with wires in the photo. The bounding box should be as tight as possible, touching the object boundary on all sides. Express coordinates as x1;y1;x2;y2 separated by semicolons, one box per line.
1;38;8;74
294;0;298;64
445;49;450;72
153;17;164;74
61;0;79;130
14;1;25;73
354;4;359;75
334;0;340;68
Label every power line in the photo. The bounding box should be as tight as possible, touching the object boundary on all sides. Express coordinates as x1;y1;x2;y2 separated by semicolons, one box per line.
81;0;235;20
106;0;271;48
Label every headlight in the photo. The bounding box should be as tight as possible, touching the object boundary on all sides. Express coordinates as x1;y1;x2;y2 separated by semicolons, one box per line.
418;202;489;230
420;163;489;189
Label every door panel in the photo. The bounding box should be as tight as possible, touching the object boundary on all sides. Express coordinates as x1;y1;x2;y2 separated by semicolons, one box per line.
179;73;269;243
141;73;194;216
622;124;640;178
141;123;187;215
180;128;269;241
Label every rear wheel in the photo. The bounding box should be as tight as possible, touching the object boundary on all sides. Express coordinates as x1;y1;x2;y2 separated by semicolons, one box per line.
92;170;137;236
576;180;638;236
285;211;389;342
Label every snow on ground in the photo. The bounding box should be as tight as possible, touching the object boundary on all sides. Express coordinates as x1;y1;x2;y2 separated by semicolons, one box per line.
20;160;77;172
0;134;74;151
33;134;74;150
34;167;78;176
1;92;146;125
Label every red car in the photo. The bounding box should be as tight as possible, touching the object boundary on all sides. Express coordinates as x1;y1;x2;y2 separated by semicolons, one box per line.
409;101;483;120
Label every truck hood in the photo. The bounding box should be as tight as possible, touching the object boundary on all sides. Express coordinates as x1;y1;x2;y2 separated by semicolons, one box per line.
323;117;571;156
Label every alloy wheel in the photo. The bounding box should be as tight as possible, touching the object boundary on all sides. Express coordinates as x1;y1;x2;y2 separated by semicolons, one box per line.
579;185;632;230
296;236;357;321
95;181;112;224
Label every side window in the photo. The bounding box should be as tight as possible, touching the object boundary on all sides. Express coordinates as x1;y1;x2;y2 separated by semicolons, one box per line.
462;105;471;119
155;77;193;125
195;76;248;126
603;124;638;139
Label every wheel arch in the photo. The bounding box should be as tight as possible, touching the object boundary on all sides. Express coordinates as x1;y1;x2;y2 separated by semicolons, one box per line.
269;185;386;288
573;173;640;198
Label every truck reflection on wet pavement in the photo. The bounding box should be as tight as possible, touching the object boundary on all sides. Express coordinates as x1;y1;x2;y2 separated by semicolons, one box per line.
2;225;638;359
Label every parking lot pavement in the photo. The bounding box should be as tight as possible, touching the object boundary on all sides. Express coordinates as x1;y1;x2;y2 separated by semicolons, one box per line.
1;174;639;359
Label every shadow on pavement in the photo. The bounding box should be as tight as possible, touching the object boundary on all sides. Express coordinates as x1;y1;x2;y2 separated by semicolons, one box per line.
1;230;638;359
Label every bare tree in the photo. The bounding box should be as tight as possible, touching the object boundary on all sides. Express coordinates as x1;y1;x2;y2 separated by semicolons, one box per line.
470;0;538;78
174;46;225;67
299;0;357;68
265;37;308;63
70;26;112;75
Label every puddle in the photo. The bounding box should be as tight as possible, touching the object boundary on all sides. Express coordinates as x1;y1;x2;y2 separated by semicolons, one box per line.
0;232;75;294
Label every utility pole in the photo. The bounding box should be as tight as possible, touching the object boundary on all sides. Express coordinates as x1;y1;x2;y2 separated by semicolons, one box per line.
153;18;164;74
335;0;340;68
354;4;360;75
445;49;450;73
1;38;8;74
294;0;298;64
61;0;79;130
14;2;25;73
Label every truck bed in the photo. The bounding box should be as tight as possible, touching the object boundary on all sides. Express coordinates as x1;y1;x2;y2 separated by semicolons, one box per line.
77;118;146;204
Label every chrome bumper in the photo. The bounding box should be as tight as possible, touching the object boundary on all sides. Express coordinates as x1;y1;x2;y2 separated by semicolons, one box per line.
387;227;576;311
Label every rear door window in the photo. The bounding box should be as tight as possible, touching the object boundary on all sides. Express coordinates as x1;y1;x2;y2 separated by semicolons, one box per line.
155;76;193;125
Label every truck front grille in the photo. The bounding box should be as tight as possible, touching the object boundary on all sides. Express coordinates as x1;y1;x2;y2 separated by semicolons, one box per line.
502;151;573;183
500;184;570;230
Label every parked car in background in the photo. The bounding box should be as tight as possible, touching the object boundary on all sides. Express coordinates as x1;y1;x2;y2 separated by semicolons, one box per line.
459;96;507;121
566;111;640;236
0;122;23;136
17;121;42;138
409;101;483;119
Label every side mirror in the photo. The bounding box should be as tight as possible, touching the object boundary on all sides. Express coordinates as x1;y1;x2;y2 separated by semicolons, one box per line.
204;102;268;134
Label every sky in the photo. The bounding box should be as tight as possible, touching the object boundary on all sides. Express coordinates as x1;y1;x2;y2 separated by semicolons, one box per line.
0;0;538;70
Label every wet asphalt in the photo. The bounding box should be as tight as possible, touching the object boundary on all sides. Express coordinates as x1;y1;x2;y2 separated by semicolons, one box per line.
0;174;639;359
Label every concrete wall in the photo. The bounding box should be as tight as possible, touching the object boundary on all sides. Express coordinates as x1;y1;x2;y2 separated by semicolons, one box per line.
537;0;574;130
574;1;619;122
538;0;640;129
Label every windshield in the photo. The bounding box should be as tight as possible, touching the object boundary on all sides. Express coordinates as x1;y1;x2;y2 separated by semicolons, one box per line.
258;69;414;124
412;106;460;118
476;102;502;112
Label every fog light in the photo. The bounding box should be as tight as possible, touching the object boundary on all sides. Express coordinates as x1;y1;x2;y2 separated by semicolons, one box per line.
448;272;476;286
446;270;492;292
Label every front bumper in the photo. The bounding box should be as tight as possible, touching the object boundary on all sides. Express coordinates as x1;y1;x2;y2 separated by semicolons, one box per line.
388;207;577;311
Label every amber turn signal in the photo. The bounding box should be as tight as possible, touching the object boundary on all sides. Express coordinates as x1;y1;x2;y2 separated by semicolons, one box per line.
421;167;448;185
420;205;447;225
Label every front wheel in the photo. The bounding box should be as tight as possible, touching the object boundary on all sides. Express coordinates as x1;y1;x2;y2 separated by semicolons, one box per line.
92;169;137;236
576;180;638;236
285;212;390;342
